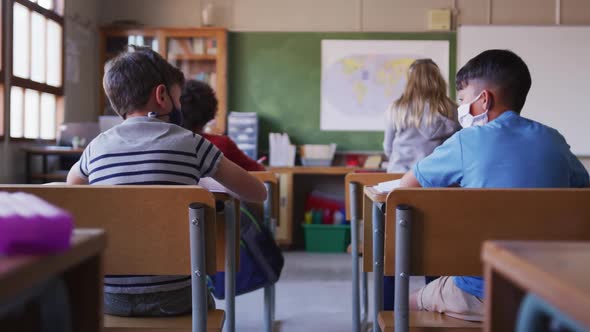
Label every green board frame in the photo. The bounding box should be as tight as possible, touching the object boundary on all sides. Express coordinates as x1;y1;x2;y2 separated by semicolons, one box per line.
228;32;456;152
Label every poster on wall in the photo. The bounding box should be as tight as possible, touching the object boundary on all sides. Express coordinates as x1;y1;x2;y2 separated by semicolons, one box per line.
320;39;450;131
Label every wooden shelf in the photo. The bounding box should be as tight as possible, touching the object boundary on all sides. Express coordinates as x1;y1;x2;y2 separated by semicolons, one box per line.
100;27;228;134
168;54;217;61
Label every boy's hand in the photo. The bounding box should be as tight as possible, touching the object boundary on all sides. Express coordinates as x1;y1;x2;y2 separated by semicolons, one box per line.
212;157;267;203
399;170;422;188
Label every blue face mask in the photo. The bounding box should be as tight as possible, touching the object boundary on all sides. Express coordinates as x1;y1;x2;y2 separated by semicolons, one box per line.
151;91;184;127
167;105;184;127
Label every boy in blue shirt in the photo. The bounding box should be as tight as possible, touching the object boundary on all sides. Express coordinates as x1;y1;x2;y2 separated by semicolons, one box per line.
398;49;589;321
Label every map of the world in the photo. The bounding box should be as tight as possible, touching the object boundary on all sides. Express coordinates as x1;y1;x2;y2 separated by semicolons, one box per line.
321;40;450;131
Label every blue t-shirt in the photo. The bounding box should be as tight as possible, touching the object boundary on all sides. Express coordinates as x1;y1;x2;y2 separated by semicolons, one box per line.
413;111;589;298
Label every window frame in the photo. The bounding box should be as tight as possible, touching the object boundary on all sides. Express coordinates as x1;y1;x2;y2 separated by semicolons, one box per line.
0;0;5;139
2;0;65;142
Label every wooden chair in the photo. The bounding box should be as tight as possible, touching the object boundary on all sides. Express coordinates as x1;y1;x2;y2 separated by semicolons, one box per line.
376;188;590;332
250;172;280;332
0;185;224;332
345;172;403;332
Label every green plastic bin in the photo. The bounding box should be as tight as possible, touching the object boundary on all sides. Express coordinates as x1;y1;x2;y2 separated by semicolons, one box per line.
302;224;351;253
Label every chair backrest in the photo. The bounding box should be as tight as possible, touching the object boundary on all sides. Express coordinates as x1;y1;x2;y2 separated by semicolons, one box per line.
0;185;218;275
345;172;403;220
383;188;590;276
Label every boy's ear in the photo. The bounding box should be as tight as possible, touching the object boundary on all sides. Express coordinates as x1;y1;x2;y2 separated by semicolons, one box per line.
482;89;493;112
154;84;168;107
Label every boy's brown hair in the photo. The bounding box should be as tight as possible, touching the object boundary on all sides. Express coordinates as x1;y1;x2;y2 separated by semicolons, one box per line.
103;46;184;118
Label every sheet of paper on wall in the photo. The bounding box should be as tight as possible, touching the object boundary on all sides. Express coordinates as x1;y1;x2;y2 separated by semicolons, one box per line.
373;179;401;193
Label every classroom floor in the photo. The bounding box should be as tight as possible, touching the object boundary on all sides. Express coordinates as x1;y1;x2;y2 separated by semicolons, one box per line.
215;252;425;332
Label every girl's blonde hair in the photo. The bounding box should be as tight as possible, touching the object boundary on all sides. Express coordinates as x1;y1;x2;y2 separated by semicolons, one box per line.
390;59;456;129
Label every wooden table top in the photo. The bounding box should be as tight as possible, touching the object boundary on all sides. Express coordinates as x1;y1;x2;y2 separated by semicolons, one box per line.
364;186;388;203
22;146;84;155
0;229;106;302
268;166;363;175
482;241;590;328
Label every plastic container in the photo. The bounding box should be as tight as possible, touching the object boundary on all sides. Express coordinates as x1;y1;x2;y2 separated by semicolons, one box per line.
300;143;336;167
301;158;332;167
302;224;351;252
0;192;73;255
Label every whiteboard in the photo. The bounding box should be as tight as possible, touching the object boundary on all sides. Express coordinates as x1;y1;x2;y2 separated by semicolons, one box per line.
458;26;590;156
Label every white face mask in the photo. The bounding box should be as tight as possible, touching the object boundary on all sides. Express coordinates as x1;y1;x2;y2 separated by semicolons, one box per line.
458;92;488;128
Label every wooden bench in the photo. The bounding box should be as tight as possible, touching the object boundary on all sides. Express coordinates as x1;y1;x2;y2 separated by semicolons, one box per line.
367;188;590;332
0;185;224;332
345;172;403;332
250;172;280;332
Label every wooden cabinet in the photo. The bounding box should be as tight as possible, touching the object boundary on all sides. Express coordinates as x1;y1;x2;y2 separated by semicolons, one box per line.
270;167;363;247
99;27;228;134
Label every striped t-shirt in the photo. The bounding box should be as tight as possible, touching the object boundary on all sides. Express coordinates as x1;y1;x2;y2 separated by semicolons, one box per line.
76;116;222;294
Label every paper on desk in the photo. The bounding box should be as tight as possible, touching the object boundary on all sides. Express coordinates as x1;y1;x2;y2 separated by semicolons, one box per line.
373;179;401;193
198;177;238;198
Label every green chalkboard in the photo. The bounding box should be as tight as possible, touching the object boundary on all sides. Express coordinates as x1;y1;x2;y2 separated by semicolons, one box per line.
228;32;456;152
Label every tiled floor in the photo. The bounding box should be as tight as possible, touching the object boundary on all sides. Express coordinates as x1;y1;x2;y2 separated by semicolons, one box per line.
215;251;425;332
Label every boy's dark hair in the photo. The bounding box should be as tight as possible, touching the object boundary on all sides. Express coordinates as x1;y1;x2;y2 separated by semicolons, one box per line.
180;80;218;131
456;49;531;113
103;46;185;117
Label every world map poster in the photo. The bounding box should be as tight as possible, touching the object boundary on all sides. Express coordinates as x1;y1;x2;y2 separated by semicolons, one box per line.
320;39;450;131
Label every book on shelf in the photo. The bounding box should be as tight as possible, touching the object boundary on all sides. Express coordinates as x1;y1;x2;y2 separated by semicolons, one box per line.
178;39;192;55
192;38;205;55
206;38;218;55
194;72;210;83
209;72;217;89
167;39;182;56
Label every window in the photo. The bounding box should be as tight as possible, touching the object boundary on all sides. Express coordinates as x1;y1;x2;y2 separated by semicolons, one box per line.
5;0;64;140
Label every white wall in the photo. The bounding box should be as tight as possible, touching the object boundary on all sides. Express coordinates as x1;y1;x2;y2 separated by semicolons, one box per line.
99;0;590;30
64;0;101;123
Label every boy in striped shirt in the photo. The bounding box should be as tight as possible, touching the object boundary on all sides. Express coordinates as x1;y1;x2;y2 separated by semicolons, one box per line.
67;46;266;316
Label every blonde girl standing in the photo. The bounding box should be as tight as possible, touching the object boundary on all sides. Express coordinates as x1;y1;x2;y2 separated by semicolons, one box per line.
383;59;460;172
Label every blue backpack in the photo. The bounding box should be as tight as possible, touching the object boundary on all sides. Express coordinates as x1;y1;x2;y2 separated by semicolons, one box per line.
207;206;284;299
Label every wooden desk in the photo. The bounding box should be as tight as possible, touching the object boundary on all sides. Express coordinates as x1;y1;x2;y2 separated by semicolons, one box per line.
346;173;400;332
22;146;83;183
0;229;106;332
269;166;361;175
482;241;590;332
269;166;368;246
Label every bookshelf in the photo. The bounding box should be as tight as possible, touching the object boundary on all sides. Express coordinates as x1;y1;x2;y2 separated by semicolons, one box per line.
99;27;228;134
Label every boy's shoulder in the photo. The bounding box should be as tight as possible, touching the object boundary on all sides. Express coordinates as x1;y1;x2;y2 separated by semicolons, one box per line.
85;120;201;153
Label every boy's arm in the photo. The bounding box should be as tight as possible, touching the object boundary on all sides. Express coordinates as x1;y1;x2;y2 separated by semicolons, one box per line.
211;156;267;203
399;170;422;188
66;161;88;185
410;132;464;188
